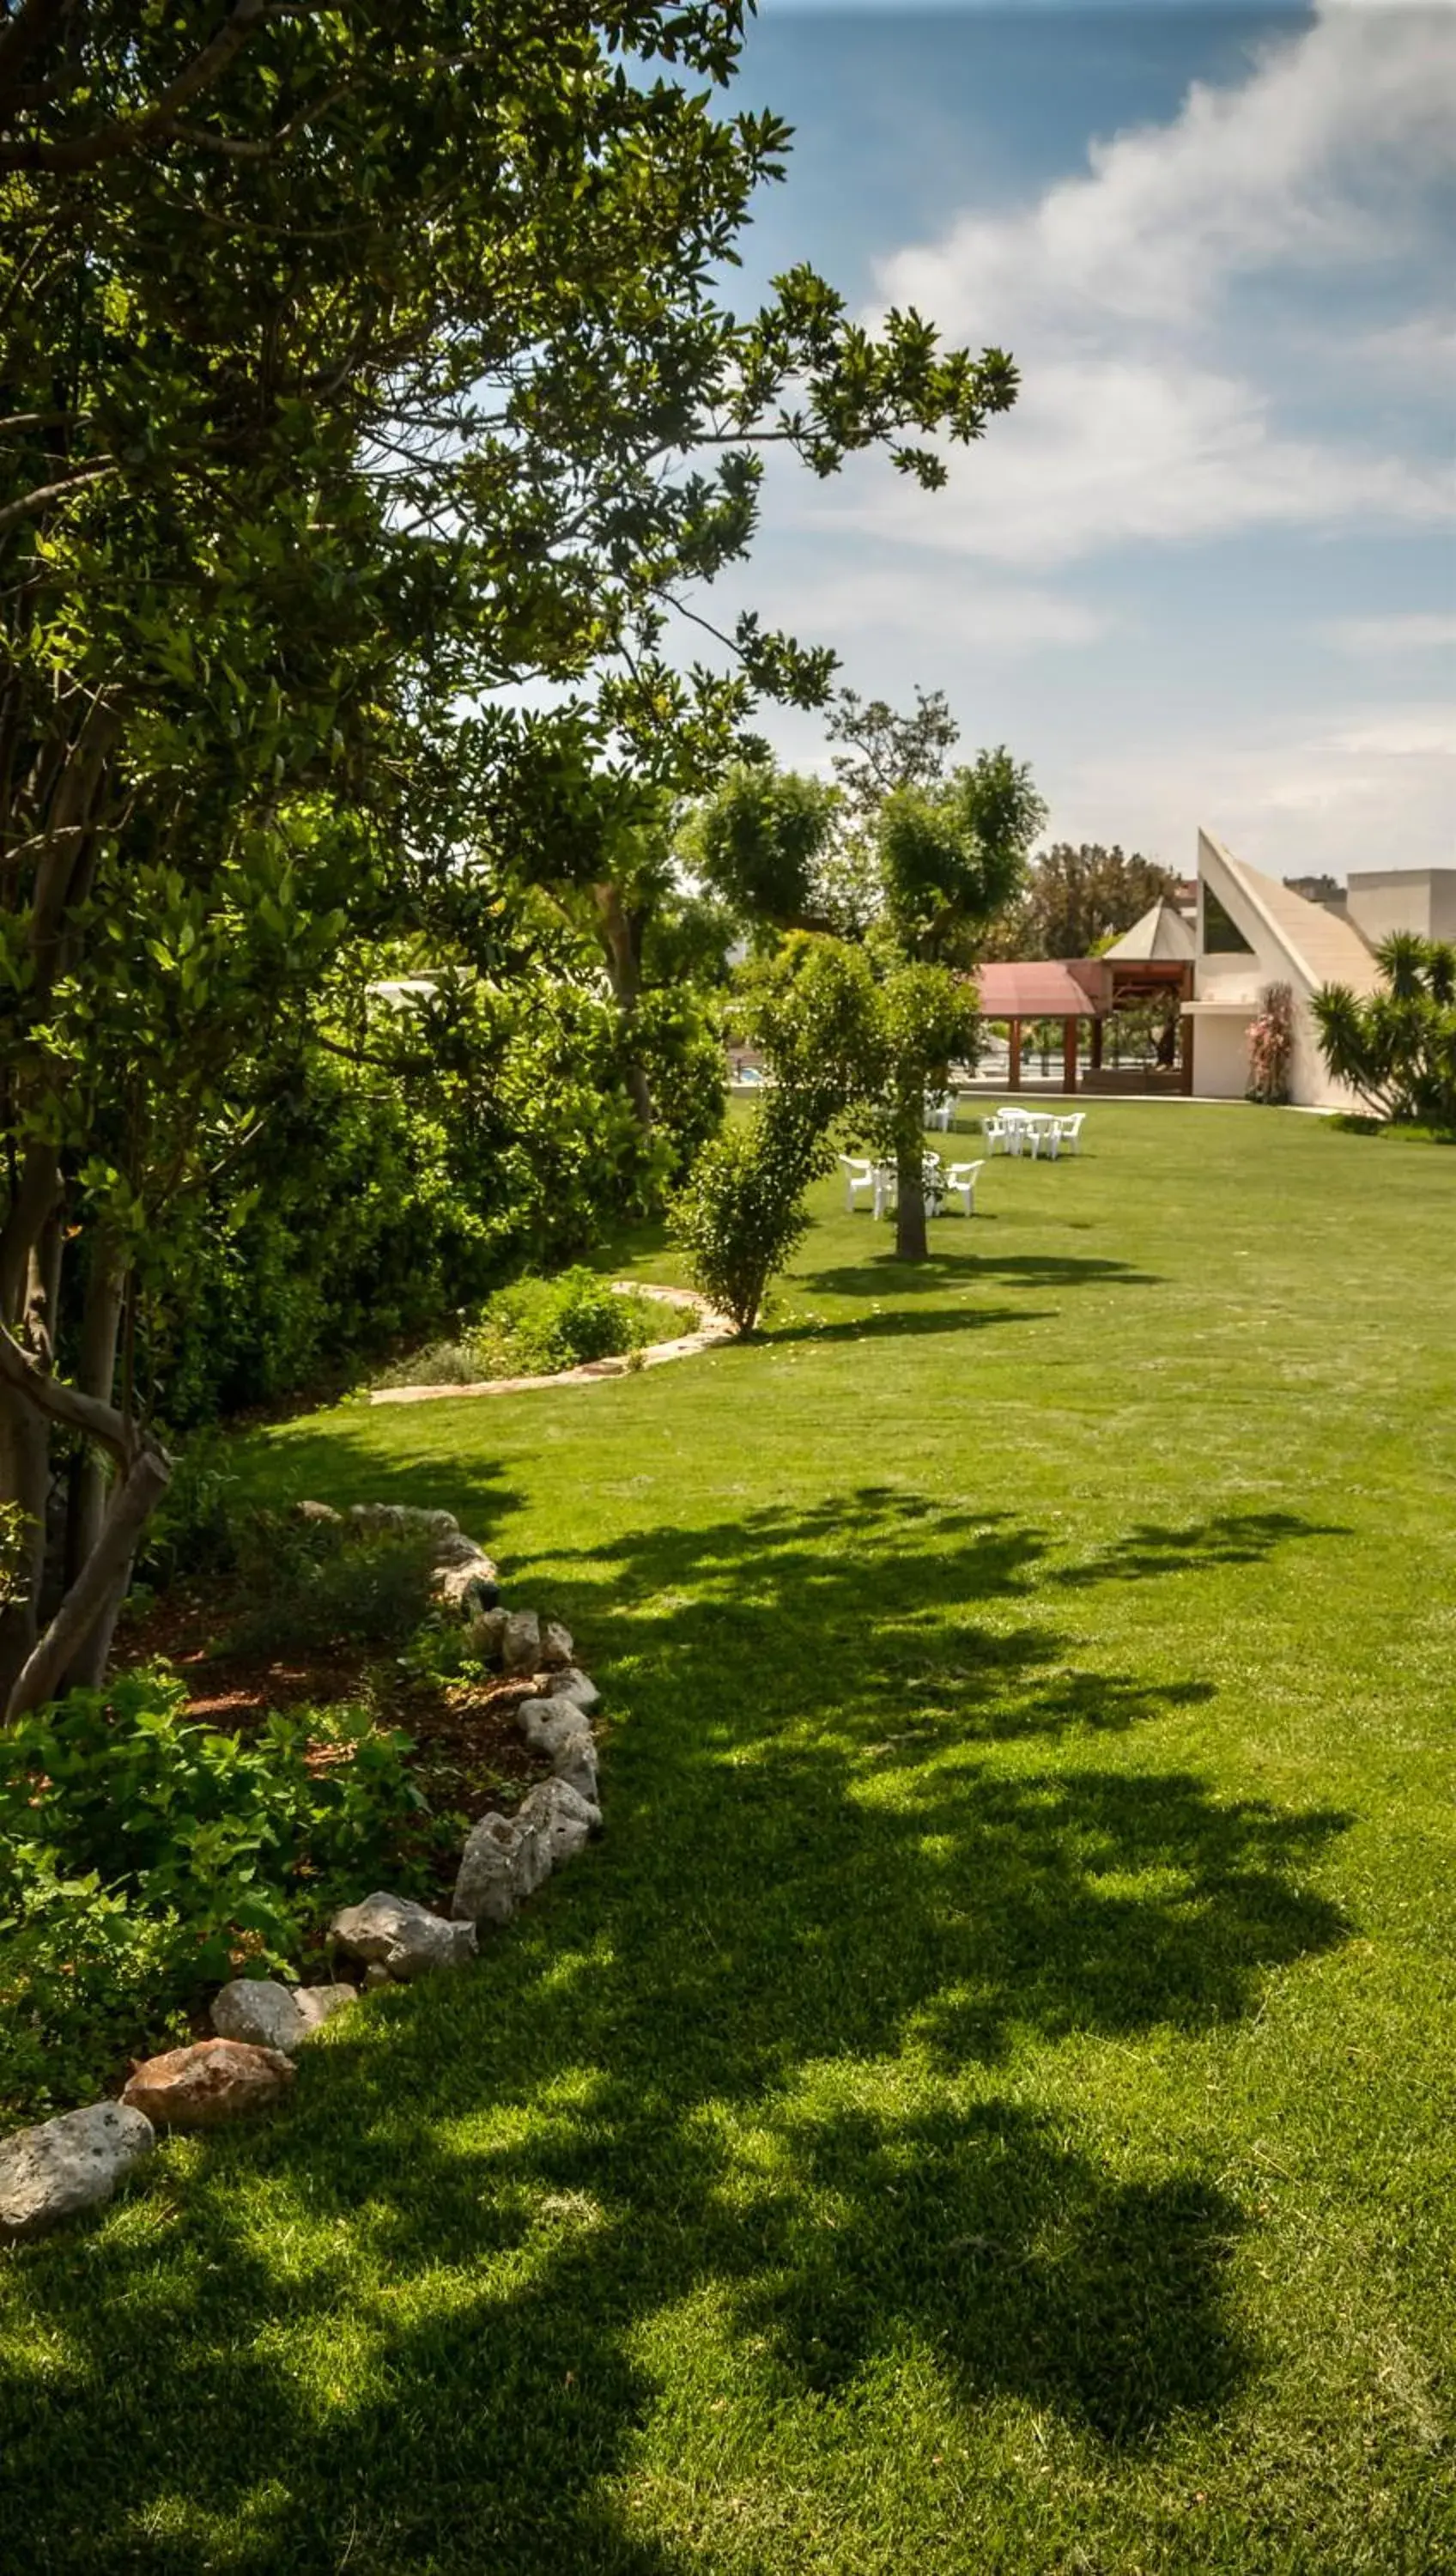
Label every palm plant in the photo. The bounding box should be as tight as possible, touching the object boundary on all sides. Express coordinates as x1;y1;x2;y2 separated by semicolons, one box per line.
1313;937;1456;1130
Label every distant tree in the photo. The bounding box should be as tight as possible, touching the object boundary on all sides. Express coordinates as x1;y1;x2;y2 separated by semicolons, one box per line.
826;687;962;823
986;844;1176;961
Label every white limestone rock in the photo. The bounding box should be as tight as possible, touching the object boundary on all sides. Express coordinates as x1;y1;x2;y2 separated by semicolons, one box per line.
517;1776;601;1864
464;1607;510;1666
501;1609;543;1675
550;1729;599;1803
452;1809;543;1926
548;1666;601;1717
210;1978;310;2053
539;1619;574;1670
518;1696;599;1800
331;1893;476;1980
434;1551;500;1613
0;2102;155;2242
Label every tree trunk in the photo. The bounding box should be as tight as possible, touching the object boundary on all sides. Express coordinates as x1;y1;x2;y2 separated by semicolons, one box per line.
60;1240;127;1692
0;1154;63;1703
592;881;654;1131
894;1080;928;1261
5;1442;170;1722
0;1390;51;1702
0;1229;172;1721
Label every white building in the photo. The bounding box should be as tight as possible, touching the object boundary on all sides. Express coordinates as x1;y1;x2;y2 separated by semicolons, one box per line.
1179;833;1454;1111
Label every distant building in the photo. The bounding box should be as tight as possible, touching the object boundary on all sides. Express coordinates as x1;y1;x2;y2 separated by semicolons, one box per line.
1182;834;1455;1109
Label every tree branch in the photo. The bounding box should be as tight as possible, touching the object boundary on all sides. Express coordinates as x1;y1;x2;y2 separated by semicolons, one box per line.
0;458;115;536
0;0;294;173
4;1441;171;1720
0;1315;132;1462
0;0;67;110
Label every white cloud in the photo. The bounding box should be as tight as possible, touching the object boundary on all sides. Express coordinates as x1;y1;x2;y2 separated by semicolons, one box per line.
879;6;1455;341
1323;612;1456;654
1051;702;1456;879
719;556;1108;653
828;3;1456;568
804;356;1451;568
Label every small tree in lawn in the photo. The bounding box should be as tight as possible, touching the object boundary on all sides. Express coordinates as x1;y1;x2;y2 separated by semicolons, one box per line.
692;711;1045;1261
670;938;880;1331
861;963;981;1261
868;753;1046;1256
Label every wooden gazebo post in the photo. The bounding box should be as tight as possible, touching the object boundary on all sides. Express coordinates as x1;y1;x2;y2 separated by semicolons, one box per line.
1062;1018;1079;1093
1008;1018;1022;1090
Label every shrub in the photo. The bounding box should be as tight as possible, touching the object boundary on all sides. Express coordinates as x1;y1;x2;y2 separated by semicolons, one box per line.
0;1862;193;2124
1314;935;1456;1130
478;1268;658;1376
670;1117;819;1334
0;1668;430;2117
223;1517;440;1660
373;1267;660;1389
136;1426;246;1586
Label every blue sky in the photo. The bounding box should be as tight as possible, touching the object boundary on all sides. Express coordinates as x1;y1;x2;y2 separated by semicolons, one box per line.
696;2;1455;879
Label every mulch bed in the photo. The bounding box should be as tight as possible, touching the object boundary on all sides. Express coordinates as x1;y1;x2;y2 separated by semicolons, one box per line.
114;1582;548;1910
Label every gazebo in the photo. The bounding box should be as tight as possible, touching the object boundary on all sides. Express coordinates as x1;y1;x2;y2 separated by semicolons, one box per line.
974;912;1196;1097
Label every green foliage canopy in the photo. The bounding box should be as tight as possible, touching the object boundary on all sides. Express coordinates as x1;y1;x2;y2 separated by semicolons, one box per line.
0;0;1020;1707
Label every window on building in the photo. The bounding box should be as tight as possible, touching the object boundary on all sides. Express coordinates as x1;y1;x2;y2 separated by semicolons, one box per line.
1202;886;1253;954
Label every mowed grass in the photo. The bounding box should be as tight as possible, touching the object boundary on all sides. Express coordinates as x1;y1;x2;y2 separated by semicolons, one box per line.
3;1103;1454;2575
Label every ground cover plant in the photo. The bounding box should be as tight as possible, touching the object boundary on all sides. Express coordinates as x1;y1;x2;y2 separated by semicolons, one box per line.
0;1514;524;2123
0;1669;426;2123
0;1103;1452;2573
373;1270;665;1391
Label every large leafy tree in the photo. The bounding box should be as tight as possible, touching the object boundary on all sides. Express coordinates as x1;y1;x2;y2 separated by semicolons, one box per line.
0;2;1020;1710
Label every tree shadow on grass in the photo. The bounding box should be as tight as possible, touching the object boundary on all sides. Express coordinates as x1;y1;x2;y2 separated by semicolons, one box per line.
0;1491;1354;2573
795;1249;1162;1300
230;1427;526;1536
761;1300;1055;1349
1054;1510;1352;1588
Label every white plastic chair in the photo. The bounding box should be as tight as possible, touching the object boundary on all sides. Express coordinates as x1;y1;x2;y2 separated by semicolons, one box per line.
873;1157;945;1219
984;1115;1011;1157
1056;1113;1086;1156
840;1156;876;1212
925;1092;955;1133
945;1159;985;1215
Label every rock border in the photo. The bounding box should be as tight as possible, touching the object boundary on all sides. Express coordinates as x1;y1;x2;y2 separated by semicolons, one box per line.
369;1280;732;1406
0;1503;605;2242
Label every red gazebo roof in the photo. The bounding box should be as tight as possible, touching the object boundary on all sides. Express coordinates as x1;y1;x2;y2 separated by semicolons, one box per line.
974;959;1103;1018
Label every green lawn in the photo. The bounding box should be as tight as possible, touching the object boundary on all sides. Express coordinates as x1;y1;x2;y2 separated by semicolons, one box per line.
3;1103;1454;2574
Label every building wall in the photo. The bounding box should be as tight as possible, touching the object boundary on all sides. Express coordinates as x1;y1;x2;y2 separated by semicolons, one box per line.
1193;835;1373;1112
1345;869;1456;945
1190;1014;1251;1097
